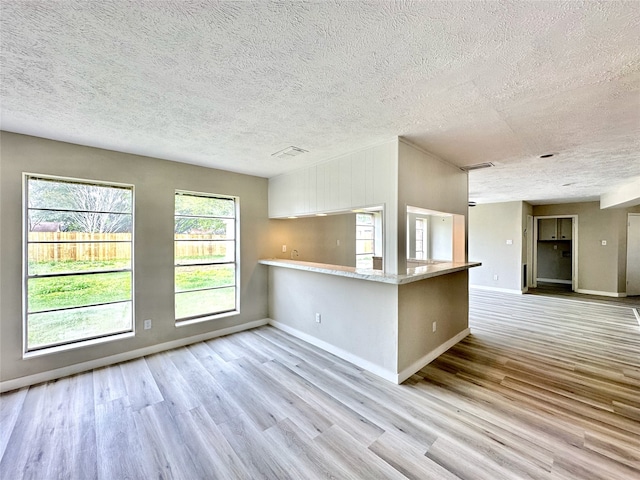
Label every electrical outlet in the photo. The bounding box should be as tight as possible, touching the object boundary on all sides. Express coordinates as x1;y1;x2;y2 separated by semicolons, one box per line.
506;239;513;245
315;313;321;323
336;239;340;246
282;244;287;253
432;321;437;333
144;319;152;330
493;274;499;281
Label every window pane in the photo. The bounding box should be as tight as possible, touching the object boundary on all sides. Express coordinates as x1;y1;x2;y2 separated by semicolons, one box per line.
28;302;132;349
28;242;131;275
174;240;235;264
28;272;131;313
175;265;235;292
175;287;236;319
356;226;374;239
175;218;234;238
28;209;132;235
175;194;235;218
28;178;132;213
356;255;373;269
356;213;373;225
356;239;374;254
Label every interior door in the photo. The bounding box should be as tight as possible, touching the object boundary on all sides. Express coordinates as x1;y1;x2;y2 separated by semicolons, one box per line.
627;214;640;296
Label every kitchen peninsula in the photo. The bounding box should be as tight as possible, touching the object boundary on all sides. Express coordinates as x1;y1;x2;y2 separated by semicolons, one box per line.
266;137;477;384
261;258;480;383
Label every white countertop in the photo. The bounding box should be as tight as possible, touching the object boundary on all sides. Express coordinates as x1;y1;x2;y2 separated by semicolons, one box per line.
258;259;481;285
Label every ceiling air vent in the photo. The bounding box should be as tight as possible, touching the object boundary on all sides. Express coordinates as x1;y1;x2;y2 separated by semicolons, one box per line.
271;146;308;159
460;162;494;172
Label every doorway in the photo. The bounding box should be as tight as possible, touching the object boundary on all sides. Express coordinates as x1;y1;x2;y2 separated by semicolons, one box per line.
532;216;577;291
627;213;640;296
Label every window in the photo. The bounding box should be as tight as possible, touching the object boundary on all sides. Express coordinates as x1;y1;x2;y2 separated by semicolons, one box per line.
415;218;427;260
356;213;374;269
175;192;238;322
25;175;133;352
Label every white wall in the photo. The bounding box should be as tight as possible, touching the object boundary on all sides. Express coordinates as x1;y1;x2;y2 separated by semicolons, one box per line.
397;139;468;272
469;201;524;293
269;138;399;273
533;202;640;295
267;214;357;266
429;216;454;261
397;271;469;372
268;267;399;377
0;132;270;385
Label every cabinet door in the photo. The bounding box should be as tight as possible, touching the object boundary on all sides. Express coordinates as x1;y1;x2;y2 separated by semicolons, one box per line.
539;218;558;240
558;218;572;240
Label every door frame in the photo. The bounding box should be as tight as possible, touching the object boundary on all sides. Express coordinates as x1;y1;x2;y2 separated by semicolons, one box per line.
627;213;640;296
531;215;578;290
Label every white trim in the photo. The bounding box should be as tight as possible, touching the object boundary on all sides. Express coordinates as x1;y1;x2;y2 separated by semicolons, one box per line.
470;284;524;295
269;320;471;385
536;278;573;285
396;328;470;384
1;319;269;393
268;319;397;383
575;289;627;298
532;215;578;291
23;331;136;359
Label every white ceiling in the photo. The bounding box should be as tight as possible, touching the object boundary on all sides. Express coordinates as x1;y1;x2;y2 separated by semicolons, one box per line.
1;1;639;205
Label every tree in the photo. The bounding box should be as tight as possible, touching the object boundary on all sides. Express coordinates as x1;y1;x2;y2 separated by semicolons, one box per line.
28;178;132;233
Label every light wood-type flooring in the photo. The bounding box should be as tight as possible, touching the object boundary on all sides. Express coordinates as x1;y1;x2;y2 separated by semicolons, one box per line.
1;290;639;479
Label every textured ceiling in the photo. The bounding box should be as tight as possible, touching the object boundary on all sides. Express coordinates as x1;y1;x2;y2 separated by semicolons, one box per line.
1;1;639;205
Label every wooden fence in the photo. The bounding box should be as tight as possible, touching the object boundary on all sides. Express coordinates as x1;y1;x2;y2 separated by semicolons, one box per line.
28;232;229;262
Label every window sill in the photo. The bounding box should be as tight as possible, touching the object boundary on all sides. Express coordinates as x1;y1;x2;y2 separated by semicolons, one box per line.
23;331;135;359
176;309;240;327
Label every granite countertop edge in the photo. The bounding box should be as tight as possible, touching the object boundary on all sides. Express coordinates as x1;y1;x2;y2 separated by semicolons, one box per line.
258;259;481;285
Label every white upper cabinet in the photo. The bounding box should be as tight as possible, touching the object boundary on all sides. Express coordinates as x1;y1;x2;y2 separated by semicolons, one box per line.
538;217;572;241
268;140;397;218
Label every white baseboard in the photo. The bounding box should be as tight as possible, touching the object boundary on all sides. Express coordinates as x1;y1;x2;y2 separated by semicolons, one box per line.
0;319;269;393
537;278;572;285
470;284;524;295
268;320;397;383
575;289;627;298
396;328;470;384
269;320;471;385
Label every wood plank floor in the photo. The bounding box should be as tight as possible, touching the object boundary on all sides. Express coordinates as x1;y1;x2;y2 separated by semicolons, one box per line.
527;282;640;308
1;290;639;479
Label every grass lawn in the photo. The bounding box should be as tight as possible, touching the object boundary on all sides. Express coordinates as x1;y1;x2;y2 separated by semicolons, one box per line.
175;264;235;291
28;303;131;349
28;259;132;348
175;287;236;320
28;258;236;348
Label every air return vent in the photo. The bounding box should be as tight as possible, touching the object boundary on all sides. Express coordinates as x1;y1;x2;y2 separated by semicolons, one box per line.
460;162;494;172
271;146;308;159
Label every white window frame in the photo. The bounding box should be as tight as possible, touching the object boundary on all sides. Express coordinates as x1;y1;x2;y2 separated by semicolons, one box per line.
23;174;134;355
415;217;428;260
174;190;240;325
356;212;375;268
